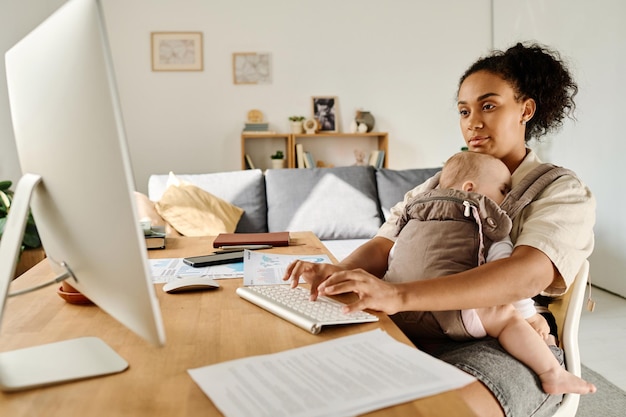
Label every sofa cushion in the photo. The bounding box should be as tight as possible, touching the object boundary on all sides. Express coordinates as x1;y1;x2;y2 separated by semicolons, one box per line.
155;184;244;236
376;167;441;221
265;166;382;240
148;169;267;233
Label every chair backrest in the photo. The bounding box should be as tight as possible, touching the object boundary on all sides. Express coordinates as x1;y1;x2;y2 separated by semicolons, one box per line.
549;260;589;417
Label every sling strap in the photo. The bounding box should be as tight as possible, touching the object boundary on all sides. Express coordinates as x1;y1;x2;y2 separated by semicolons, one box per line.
500;163;577;220
419;163;577;220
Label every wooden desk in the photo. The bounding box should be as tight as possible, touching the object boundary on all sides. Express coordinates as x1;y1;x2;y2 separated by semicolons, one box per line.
0;232;476;417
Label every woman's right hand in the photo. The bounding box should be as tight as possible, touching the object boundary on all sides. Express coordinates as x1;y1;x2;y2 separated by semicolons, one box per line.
283;236;394;301
282;260;344;300
318;268;404;315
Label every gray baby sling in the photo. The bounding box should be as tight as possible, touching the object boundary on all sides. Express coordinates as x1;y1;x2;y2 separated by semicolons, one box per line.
383;163;576;344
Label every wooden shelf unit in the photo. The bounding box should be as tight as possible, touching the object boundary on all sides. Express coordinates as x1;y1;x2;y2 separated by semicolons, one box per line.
241;132;388;169
292;132;388;169
240;133;291;170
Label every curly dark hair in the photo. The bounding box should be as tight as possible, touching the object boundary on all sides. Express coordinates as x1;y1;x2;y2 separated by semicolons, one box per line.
458;42;578;142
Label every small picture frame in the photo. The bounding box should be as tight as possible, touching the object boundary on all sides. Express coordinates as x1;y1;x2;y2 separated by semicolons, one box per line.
151;32;203;71
232;52;272;84
312;96;338;133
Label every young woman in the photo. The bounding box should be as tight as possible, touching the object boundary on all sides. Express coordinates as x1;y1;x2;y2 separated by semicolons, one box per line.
283;43;596;417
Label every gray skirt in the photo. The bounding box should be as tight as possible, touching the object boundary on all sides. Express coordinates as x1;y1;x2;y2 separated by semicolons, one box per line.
434;338;565;417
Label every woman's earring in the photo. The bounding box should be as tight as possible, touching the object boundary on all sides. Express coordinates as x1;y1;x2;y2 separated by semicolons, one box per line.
521;119;527;125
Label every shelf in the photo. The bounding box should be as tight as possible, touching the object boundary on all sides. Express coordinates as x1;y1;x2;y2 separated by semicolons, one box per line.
241;132;388;170
241;133;291;170
291;132;388;169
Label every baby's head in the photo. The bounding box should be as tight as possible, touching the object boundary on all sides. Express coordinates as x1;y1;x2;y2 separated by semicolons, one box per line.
440;151;511;205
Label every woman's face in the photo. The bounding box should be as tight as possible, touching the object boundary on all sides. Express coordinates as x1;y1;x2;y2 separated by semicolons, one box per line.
457;70;532;172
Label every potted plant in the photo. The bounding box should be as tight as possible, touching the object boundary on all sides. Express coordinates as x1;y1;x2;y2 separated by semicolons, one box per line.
270;150;285;169
288;116;305;134
0;180;41;250
0;180;44;277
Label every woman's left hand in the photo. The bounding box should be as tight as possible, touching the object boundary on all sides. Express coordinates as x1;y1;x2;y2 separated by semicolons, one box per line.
318;268;403;315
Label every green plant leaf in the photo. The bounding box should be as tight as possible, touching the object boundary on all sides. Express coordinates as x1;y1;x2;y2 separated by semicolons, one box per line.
0;190;11;211
271;150;284;159
0;180;12;191
23;224;41;248
0;181;42;249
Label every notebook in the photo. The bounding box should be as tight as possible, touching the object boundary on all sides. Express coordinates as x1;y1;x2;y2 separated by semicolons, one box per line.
212;232;290;248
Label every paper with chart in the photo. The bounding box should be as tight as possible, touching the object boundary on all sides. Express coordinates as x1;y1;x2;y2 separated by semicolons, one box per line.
188;329;476;417
149;258;243;283
242;250;331;286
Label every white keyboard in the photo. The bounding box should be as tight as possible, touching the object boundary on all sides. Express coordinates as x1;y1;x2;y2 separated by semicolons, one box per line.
236;285;379;334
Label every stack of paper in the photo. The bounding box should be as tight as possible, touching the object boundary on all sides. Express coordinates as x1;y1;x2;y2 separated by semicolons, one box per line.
188;329;476;417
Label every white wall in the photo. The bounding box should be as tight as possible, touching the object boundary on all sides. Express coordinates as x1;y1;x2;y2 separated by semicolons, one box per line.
1;0;491;192
0;0;66;182
102;0;491;189
494;0;626;296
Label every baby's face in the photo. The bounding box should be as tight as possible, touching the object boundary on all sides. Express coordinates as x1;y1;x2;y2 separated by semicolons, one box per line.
472;160;511;205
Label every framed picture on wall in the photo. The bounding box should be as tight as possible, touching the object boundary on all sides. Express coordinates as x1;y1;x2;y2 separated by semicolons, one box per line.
232;52;272;84
151;32;203;71
311;96;338;133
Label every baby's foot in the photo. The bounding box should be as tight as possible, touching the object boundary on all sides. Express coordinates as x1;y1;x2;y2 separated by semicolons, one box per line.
539;368;597;395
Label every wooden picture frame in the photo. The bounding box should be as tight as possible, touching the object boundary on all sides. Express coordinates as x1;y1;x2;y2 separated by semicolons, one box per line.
312;96;338;133
232;52;272;84
151;32;203;71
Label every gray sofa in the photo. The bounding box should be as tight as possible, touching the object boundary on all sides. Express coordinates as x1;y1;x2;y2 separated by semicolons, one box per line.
148;166;440;259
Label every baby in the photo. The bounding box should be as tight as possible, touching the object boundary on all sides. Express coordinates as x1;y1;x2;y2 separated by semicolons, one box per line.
384;151;595;395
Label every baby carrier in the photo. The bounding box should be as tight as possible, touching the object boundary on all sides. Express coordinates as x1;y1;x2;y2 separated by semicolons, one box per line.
384;163;576;344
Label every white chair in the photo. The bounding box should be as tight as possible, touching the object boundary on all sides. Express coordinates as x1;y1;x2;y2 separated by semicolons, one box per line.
550;260;589;417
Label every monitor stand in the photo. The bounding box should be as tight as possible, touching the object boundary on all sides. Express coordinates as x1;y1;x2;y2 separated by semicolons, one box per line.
0;174;128;391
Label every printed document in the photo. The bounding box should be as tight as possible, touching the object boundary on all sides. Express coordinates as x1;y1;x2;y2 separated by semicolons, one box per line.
150;251;331;284
188;329;476;417
243;250;331;286
149;258;243;283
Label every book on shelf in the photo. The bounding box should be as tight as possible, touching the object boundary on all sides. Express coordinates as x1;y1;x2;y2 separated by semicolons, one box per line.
303;151;315;169
376;150;385;169
245;154;256;169
212;232;291;248
295;143;305;168
144;230;166;250
242;131;277;135
368;150;380;167
243;122;269;132
368;150;385;169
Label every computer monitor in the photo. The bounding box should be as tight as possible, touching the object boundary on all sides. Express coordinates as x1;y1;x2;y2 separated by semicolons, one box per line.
0;0;165;390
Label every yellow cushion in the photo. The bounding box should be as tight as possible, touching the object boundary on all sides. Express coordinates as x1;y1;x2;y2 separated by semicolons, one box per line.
155;183;244;237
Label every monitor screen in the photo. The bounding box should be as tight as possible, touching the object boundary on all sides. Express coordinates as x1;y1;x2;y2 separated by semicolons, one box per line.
1;0;165;389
